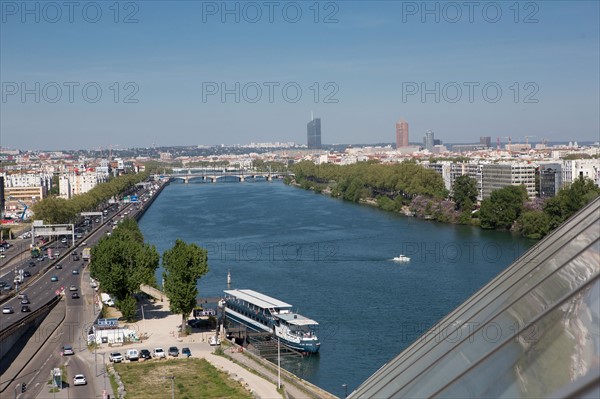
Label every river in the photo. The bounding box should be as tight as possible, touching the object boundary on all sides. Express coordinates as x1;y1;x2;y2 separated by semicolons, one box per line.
138;180;534;396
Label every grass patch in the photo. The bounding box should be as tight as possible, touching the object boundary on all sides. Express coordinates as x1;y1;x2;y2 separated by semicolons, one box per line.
114;358;253;399
109;370;119;397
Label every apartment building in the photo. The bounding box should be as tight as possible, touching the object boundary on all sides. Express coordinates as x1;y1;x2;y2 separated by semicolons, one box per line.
482;163;537;199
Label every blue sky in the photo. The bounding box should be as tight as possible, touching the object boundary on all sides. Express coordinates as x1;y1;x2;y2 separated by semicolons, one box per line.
1;0;599;150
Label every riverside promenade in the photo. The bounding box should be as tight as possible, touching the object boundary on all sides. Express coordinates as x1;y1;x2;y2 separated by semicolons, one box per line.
138;285;336;399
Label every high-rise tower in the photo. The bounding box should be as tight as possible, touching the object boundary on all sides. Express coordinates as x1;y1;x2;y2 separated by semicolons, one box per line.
396;119;409;148
307;115;322;149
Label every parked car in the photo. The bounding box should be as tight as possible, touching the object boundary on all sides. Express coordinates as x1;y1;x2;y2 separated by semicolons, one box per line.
181;347;192;358
109;352;123;363
139;349;152;360
153;348;166;359
168;346;179;357
209;336;221;346
63;345;74;355
125;349;139;361
73;374;87;386
187;319;202;328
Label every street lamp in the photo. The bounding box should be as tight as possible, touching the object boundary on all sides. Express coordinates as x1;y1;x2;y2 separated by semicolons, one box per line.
141;304;146;333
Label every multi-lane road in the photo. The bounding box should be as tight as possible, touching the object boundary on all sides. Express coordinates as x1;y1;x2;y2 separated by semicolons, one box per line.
0;183;159;398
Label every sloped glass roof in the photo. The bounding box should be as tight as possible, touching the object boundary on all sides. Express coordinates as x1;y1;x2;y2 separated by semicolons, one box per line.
351;198;600;398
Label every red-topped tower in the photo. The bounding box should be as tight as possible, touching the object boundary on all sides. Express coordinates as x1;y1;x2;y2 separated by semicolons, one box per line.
396;119;409;148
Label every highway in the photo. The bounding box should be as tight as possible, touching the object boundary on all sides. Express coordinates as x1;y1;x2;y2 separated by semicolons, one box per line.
0;181;161;398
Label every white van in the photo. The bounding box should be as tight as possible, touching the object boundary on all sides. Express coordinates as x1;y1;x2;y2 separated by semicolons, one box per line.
125;349;139;361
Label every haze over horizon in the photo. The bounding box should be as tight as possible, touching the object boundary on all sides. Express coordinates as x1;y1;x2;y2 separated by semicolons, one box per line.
1;1;599;150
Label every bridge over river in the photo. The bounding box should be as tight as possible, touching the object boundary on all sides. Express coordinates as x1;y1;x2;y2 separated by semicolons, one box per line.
166;168;291;183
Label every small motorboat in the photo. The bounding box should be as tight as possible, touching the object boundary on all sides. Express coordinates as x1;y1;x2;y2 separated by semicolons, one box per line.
393;255;410;262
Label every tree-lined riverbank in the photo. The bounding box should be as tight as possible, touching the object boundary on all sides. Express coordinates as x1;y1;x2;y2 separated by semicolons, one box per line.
288;161;600;239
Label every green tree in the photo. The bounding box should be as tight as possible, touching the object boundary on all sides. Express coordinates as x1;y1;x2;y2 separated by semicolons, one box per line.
162;240;209;334
480;185;528;229
47;174;60;195
519;211;551;239
452;175;478;210
32;172;148;223
118;295;138;322
543;176;600;229
90;220;159;309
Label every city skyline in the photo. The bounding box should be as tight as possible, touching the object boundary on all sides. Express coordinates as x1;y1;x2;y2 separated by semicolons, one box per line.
1;2;599;150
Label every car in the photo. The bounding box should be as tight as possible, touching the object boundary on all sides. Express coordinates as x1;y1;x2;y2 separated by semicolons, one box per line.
21;298;30;304
72;269;80;275
21;305;31;312
181;347;192;358
23;270;31;277
109;352;123;363
17;293;28;299
125;349;139;361
63;345;74;355
51;276;58;282
55;264;62;269
28;261;36;267
61;238;67;244
69;285;77;291
0;281;6;288
55;251;60;257
209;336;221;346
2;284;12;291
0;254;5;258
187;319;202;328
2;306;14;314
168;346;179;357
71;292;80;299
139;349;152;360
153;348;166;359
82;242;87;246
73;374;87;386
73;255;80;261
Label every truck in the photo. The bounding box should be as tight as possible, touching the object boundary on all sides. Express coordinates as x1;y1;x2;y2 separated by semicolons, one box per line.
30;246;41;259
82;248;91;261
